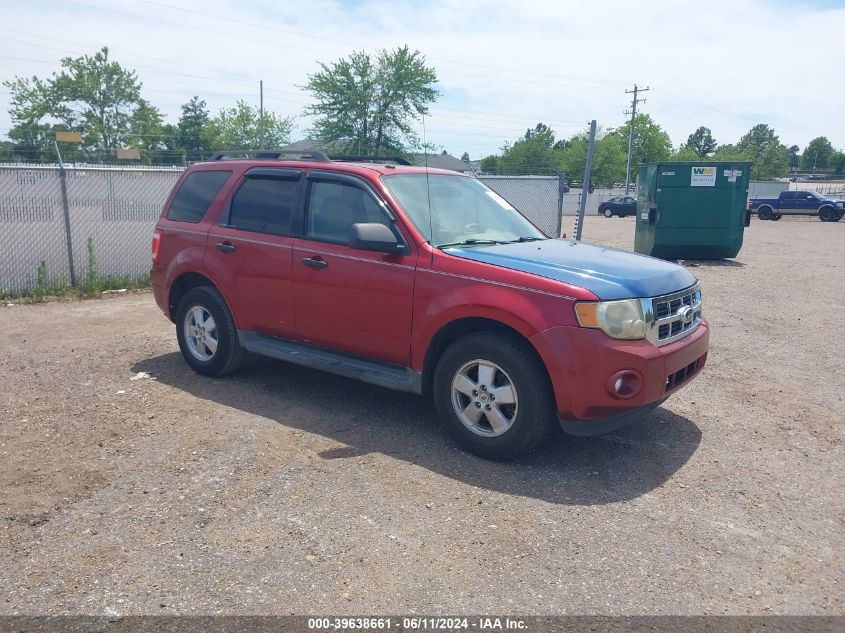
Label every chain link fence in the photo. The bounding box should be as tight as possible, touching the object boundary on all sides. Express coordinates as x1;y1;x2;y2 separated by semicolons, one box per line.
0;165;569;296
0;165;181;296
478;175;566;237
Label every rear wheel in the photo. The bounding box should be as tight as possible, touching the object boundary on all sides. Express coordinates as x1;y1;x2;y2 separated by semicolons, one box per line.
758;206;774;221
603;208;613;218
175;286;244;377
819;206;835;222
433;332;556;460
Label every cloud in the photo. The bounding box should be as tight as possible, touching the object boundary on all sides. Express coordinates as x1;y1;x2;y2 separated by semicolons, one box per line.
1;0;843;157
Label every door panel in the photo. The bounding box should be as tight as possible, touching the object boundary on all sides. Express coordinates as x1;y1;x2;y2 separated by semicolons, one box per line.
206;171;300;337
291;175;417;365
207;228;295;336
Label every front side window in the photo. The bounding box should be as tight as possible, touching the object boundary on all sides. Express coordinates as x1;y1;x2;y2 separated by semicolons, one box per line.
227;177;298;235
306;180;390;244
381;174;546;247
167;170;231;223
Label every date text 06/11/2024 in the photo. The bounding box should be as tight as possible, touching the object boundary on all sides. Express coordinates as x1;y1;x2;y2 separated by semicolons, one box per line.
307;617;528;630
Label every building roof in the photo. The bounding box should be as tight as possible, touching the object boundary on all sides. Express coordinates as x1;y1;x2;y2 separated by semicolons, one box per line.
409;153;475;173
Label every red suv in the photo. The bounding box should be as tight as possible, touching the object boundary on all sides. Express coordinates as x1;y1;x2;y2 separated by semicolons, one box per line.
151;150;708;460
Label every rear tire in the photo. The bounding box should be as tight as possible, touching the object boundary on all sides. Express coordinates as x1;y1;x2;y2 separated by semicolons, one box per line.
175;286;244;377
758;206;774;221
432;332;557;461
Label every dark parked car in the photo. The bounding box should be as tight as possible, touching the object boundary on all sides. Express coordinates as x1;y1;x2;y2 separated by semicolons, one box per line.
598;196;637;217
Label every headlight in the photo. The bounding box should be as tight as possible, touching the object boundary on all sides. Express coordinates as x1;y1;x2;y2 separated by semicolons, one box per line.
575;299;647;340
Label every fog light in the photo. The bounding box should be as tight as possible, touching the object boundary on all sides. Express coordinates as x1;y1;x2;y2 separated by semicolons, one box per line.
605;369;643;400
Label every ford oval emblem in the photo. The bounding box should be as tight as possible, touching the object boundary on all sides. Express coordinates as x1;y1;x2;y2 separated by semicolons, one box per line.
677;305;695;324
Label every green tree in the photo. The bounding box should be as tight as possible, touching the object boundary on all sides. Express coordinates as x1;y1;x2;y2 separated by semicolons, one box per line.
734;124;789;179
498;123;559;174
683;126;717;158
126;100;175;163
800;136;834;171
673;145;702;161
460;151;470;162
787;145;801;170
4;47;146;161
304;46;437;154
212;100;293;150
830;150;845;175
177;96;216;159
480;155;500;174
616;114;672;171
555;128;627;187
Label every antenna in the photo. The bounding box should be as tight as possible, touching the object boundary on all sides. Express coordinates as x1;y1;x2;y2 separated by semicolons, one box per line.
423;113;433;247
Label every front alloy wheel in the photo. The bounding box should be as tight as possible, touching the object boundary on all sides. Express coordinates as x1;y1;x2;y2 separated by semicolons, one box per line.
451;359;518;437
433;332;556;460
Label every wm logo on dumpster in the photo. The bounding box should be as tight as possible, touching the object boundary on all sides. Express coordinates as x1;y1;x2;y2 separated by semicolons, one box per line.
691;166;717;187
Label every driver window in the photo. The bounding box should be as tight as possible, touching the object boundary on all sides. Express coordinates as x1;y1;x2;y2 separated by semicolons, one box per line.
306;180;389;244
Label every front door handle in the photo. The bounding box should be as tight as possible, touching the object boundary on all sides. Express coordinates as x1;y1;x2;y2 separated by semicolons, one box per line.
301;256;328;270
215;241;236;253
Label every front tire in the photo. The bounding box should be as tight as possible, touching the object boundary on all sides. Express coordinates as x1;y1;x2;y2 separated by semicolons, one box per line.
175;286;244;377
772;213;782;221
432;332;556;460
603;208;613;218
819;206;835;222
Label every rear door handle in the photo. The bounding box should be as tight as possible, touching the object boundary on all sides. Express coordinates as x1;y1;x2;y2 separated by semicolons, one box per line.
215;241;236;253
301;256;328;269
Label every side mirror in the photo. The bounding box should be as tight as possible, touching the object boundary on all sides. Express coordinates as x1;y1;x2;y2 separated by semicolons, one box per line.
807;195;813;199
348;223;404;254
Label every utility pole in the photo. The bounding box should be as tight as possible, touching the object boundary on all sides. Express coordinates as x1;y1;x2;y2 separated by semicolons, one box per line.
259;80;264;149
624;84;650;194
575;120;597;241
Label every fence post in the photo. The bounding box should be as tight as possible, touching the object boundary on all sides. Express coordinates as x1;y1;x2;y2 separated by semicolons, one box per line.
54;141;77;286
556;172;565;238
575;120;597;241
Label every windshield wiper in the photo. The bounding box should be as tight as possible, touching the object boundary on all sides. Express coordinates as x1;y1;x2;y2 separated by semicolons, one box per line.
436;239;504;248
504;236;546;243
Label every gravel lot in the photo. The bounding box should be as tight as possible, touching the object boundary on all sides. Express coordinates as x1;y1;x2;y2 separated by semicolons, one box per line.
1;215;842;616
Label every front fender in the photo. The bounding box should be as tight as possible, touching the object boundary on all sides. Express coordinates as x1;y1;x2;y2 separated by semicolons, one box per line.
410;273;576;371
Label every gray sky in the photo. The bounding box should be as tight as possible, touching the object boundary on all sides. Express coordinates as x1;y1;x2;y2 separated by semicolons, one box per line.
1;0;843;157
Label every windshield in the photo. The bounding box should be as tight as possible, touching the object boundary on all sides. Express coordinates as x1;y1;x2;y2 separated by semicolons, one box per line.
381;174;547;247
807;190;823;199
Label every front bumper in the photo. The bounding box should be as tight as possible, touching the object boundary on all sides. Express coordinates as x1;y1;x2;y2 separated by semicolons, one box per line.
531;319;709;432
558;400;665;436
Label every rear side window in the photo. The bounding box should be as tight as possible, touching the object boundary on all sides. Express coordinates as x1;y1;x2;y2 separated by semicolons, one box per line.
228;177;298;235
167;170;231;223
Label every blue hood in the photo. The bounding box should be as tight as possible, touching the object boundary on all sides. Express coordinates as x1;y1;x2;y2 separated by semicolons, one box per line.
443;239;697;300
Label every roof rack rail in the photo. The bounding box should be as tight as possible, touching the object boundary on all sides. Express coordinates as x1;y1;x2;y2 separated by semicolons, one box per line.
210;149;330;162
330;155;412;166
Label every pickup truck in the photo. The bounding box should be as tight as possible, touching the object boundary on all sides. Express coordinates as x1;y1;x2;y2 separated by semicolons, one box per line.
748;190;844;222
151;150;708;460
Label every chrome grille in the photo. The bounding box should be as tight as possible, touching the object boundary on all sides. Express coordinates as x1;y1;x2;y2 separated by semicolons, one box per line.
644;284;702;346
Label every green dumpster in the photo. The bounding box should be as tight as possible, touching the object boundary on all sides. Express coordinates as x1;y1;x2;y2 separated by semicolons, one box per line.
634;161;752;259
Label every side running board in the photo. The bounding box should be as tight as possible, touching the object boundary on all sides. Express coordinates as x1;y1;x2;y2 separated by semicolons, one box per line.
238;331;423;394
